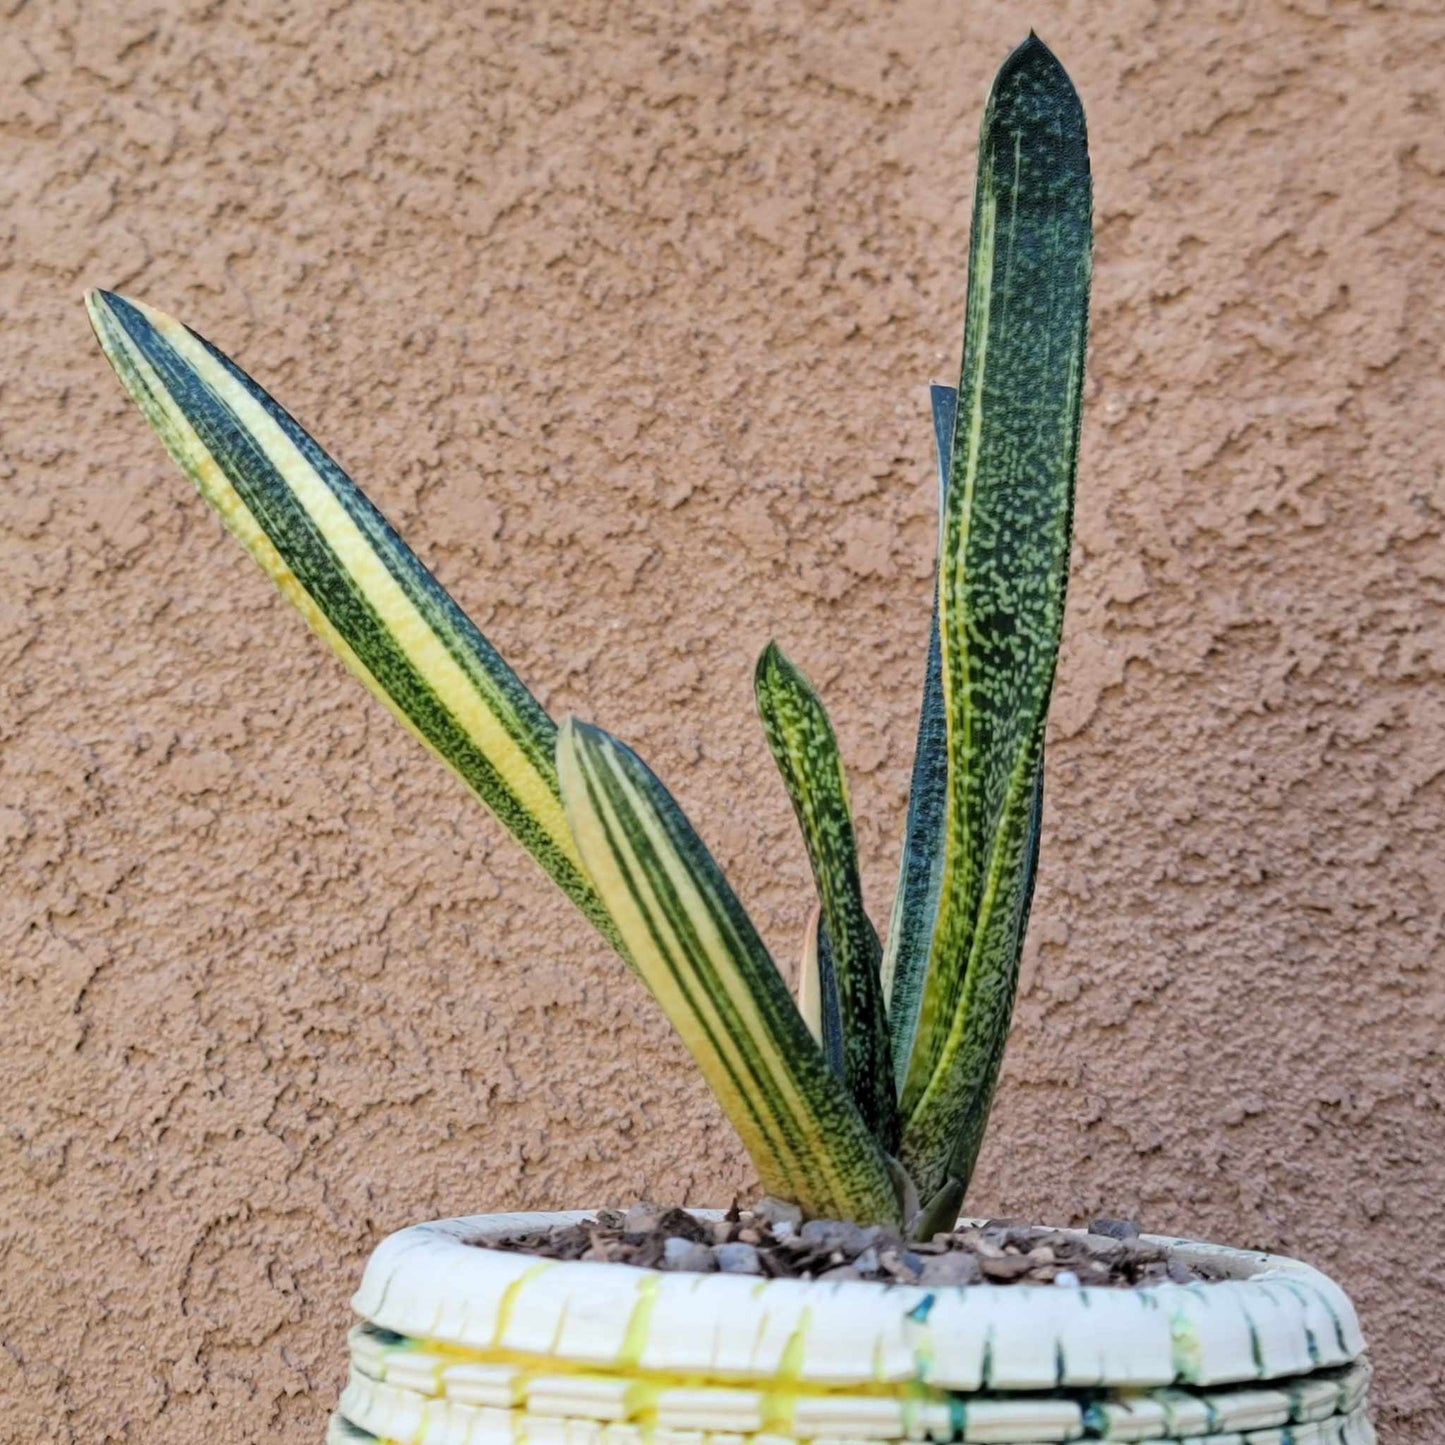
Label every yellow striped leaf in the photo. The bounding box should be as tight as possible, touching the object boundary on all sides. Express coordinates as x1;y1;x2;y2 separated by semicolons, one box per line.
557;717;902;1224
85;289;625;957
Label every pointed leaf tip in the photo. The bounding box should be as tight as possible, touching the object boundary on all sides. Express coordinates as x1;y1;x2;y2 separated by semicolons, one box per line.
84;291;627;958
1010;31;1055;66
997;32;1081;105
83;288;114;338
85;288;133;323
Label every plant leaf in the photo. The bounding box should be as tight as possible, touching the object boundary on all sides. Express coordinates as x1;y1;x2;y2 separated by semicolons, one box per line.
910;1174;966;1243
796;904;846;1080
85;289;625;958
755;643;897;1148
940;751;1045;1186
882;382;957;1088
898;35;1091;1197
557;717;902;1224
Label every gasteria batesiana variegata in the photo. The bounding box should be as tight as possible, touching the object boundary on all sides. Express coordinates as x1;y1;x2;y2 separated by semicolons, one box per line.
87;34;1091;1232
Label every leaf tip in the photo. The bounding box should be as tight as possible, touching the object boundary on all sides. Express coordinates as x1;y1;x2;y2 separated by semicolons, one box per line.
83;288;117;339
555;712;592;769
83;289;163;365
755;638;795;696
993;31;1084;117
554;714;596;837
1007;30;1060;72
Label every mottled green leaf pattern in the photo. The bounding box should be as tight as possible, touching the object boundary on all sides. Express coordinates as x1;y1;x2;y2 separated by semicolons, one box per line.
796;905;847;1081
756;643;898;1148
557;719;902;1224
899;35;1091;1196
939;750;1045;1183
85;288;626;959
86;32;1091;1222
883;382;958;1089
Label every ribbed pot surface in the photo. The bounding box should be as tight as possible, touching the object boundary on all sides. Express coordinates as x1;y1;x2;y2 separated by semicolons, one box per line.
331;1211;1372;1445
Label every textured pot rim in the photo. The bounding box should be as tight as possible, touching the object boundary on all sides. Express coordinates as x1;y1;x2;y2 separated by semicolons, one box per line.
352;1209;1366;1393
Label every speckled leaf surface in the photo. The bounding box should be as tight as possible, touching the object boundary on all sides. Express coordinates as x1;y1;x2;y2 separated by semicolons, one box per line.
755;643;897;1147
557;720;902;1224
899;37;1092;1196
882;381;957;1088
85;289;626;957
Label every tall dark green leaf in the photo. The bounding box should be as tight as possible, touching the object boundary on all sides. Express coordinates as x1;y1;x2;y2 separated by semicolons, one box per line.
899;35;1091;1197
882;382;957;1088
940;751;1045;1186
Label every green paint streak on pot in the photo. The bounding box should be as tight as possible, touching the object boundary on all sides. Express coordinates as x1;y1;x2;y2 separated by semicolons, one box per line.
871;1336;888;1384
948;1395;968;1438
1169;1307;1203;1383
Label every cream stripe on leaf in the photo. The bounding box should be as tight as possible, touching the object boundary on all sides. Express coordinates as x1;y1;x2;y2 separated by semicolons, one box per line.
897;36;1091;1198
754;643;897;1149
557;718;902;1225
795;904;845;1081
881;382;957;1091
85;289;624;958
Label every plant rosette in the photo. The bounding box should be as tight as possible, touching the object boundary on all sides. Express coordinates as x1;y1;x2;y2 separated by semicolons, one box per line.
85;29;1376;1445
330;1210;1371;1445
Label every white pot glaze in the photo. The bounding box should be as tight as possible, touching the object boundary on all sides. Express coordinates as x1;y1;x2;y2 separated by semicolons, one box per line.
331;1211;1372;1445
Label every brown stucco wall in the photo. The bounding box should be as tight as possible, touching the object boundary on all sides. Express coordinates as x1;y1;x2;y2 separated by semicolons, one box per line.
2;1;1443;1440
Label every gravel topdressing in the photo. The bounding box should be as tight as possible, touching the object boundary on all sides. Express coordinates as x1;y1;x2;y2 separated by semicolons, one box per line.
485;1203;1230;1287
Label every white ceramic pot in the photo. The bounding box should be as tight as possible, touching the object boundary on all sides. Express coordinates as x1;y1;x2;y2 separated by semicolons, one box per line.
331;1211;1371;1445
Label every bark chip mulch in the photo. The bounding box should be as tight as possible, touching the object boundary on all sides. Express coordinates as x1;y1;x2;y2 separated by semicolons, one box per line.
484;1203;1228;1287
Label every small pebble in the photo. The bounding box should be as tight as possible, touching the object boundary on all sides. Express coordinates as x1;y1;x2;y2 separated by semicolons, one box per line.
715;1242;763;1275
1166;1257;1194;1285
800;1220;879;1254
878;1248;923;1281
754;1197;804;1229
920;1251;982;1286
853;1247;879;1275
662;1237;717;1273
958;1228;1005;1260
1090;1217;1141;1241
772;1221;795;1242
980;1252;1035;1282
623;1203;665;1235
1054;1270;1081;1288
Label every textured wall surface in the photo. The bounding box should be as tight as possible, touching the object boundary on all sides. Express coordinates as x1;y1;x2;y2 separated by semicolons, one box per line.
2;1;1442;1440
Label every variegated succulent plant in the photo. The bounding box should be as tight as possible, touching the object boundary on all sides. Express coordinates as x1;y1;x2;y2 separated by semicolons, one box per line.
86;35;1091;1234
